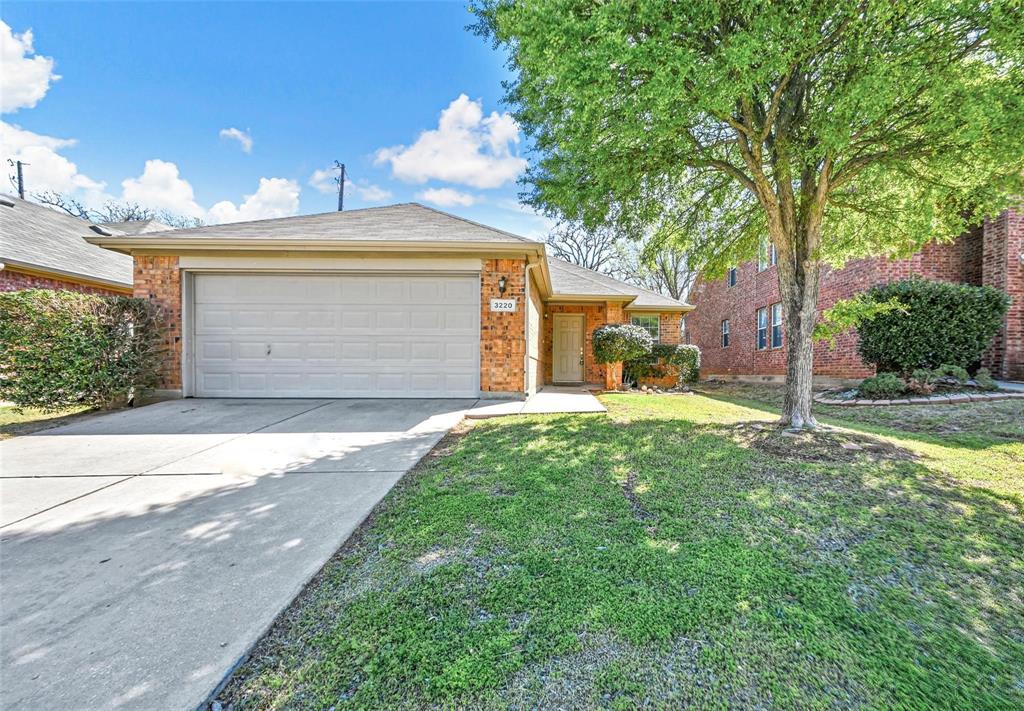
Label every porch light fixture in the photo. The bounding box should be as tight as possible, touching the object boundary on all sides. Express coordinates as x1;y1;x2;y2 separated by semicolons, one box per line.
498;275;508;294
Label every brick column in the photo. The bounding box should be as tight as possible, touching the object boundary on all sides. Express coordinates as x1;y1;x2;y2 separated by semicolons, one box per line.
604;301;625;389
480;258;527;395
134;256;182;393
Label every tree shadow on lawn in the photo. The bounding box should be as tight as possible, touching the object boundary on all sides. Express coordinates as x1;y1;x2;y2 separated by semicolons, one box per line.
218;411;1024;710
694;386;1024;453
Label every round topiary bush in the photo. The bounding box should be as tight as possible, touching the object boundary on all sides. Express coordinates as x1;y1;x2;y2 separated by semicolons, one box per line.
0;289;165;411
668;344;701;384
592;323;653;364
856;278;1009;373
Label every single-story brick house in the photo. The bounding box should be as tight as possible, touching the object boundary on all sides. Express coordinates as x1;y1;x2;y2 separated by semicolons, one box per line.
88;203;692;400
685;207;1023;383
0;195;170;295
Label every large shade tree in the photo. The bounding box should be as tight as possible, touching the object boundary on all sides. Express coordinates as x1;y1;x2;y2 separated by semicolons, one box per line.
474;0;1024;428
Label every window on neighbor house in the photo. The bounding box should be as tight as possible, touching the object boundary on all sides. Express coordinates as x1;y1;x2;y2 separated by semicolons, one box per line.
681;316;688;344
771;302;783;348
758;239;778;271
631;314;660;342
727;267;738;287
721;319;730;347
756;307;768;350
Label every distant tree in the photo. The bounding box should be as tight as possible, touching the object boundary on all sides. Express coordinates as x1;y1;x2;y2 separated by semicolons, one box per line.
616;239;695;302
475;0;1024;429
545;220;619;272
33;191;204;228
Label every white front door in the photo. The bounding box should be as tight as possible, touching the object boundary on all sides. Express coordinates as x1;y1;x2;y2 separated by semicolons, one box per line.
191;273;480;397
552;314;585;382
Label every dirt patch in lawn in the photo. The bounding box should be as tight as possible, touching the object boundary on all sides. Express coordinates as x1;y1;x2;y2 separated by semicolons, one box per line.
730;422;917;464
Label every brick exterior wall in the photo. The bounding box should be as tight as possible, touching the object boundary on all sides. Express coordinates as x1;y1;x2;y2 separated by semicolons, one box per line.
134;256;182;392
688;211;1022;381
0;267;128;296
981;210;1024;379
480;258;527;393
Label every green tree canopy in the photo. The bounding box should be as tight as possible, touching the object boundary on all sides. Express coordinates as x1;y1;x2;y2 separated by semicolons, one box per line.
475;0;1024;426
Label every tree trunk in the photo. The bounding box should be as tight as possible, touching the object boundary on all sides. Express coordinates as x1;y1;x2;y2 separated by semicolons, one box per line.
776;230;822;429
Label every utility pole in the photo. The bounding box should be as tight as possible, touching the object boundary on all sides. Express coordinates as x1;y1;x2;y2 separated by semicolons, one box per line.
7;159;27;199
334;161;345;211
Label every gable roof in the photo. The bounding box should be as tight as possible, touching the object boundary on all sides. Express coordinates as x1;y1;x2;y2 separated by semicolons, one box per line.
100;218;173;234
548;258;692;310
90;203;538;245
0;195;133;289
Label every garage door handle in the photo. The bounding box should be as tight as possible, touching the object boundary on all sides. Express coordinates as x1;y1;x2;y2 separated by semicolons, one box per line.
266;344;272;356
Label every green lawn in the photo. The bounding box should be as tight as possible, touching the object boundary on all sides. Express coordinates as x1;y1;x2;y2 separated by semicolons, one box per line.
0;404;91;440
219;389;1024;710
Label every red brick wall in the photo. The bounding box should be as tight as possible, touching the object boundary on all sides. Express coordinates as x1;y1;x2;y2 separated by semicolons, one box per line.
480;258;527;393
981;209;1024;379
133;256;182;391
0;268;127;296
687;224;1003;381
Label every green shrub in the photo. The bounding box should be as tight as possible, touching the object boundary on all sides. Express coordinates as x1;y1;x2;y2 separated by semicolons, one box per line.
856;278;1009;373
934;363;970;383
858;372;907;399
0;290;164;411
592;324;653;364
623;343;701;387
907;368;936;395
973;367;998;391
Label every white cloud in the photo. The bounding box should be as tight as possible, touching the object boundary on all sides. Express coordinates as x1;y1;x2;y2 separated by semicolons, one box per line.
1;21;60;113
121;159;205;217
219;127;252;153
0;121;105;196
208;177;300;224
416;187;477;208
308;169;392;204
308;168;337;194
374;94;526;189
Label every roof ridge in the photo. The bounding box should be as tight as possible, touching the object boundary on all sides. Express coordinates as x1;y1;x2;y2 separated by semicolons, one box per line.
410;203;537;243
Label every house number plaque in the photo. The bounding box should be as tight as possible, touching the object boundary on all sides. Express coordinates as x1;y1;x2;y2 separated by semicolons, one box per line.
490;298;517;312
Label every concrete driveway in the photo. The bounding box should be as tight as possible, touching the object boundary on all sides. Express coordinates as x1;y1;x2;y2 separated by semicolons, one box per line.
0;398;473;710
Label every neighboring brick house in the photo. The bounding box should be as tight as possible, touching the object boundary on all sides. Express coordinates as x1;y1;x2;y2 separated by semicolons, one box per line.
88;203;692;400
0;194;168;295
686;208;1024;383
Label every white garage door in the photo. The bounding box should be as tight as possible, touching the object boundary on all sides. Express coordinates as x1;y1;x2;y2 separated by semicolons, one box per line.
192;273;480;398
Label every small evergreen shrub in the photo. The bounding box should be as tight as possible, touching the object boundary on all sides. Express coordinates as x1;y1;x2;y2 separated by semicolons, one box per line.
934;364;970;383
856;278;1009;373
0;290;164;411
858;372;907;399
624;343;701;387
973;367;998;391
592;324;653;364
907;368;936;395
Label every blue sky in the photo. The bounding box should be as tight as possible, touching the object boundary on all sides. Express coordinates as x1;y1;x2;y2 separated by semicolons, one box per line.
0;1;554;237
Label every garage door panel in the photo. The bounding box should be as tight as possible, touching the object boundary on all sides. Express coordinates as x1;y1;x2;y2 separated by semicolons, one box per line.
193;274;481;398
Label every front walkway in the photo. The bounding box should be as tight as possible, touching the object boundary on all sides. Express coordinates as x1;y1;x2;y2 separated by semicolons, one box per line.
468;385;607;419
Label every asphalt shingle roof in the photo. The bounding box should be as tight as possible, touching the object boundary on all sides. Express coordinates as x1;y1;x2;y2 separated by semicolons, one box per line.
0;195;133;287
117;203;539;244
99;219;173;234
547;257;690;308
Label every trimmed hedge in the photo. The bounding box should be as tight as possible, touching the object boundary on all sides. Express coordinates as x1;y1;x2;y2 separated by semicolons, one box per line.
624;343;701;387
592;324;653;364
857;279;1009;373
0;290;164;411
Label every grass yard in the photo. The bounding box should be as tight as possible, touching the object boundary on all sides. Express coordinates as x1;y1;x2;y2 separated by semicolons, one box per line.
218;387;1023;710
0;404;92;440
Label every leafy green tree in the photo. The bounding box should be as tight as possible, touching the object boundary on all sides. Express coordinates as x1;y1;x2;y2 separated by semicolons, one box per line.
474;0;1024;428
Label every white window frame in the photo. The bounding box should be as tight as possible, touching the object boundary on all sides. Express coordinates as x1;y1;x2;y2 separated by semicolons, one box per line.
721;319;730;348
631;313;661;343
771;302;783;348
756;307;768;350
